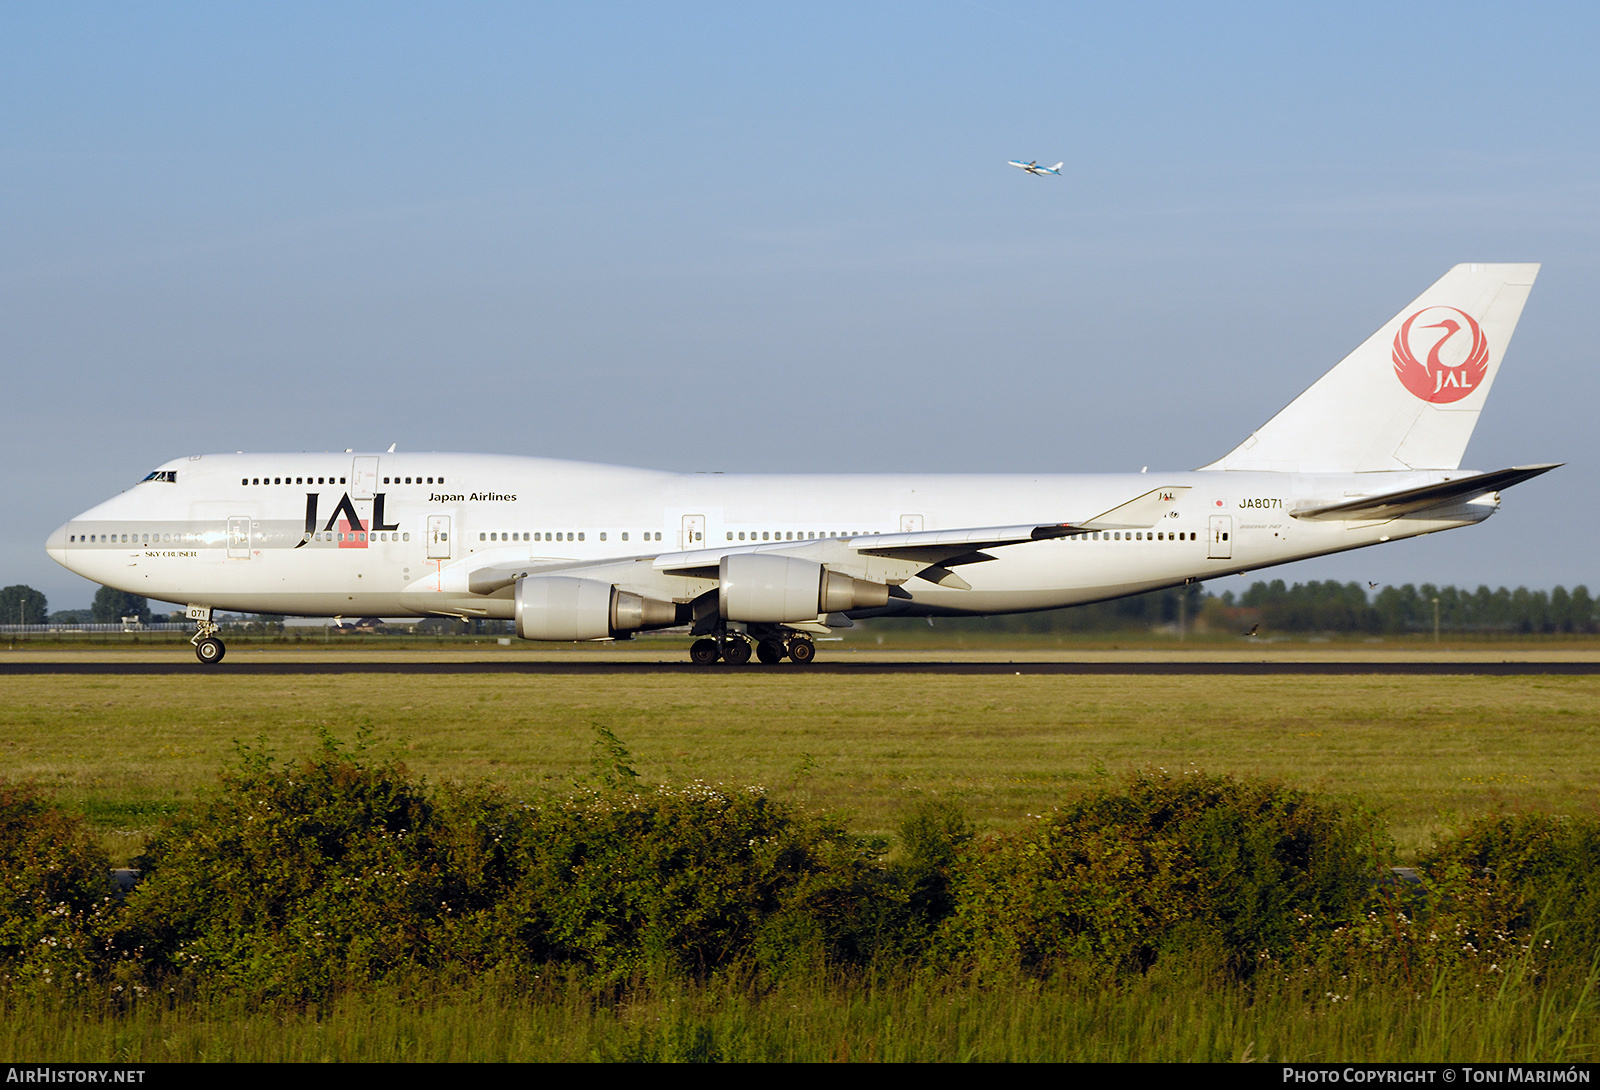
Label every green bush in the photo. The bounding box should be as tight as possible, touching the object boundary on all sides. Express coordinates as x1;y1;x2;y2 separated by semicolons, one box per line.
110;739;884;997
453;781;882;982
111;741;453;1000
938;771;1382;977
0;783;114;993
17;739;1598;1004
1422;813;1600;963
1278;814;1600;990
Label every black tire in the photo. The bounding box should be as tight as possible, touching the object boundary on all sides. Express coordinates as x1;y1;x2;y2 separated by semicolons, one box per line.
722;638;752;666
689;638;721;666
756;640;786;665
195;637;226;665
786;638;815;665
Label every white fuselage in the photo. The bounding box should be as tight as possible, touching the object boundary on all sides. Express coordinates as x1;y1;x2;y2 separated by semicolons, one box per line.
46;452;1493;622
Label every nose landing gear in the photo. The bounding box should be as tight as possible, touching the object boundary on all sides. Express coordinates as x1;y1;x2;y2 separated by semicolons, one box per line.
188;606;226;665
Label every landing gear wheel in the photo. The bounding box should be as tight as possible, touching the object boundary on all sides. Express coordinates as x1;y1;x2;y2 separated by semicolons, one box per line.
756;640;786;665
722;637;752;666
786;637;816;665
195;637;226;665
689;638;721;666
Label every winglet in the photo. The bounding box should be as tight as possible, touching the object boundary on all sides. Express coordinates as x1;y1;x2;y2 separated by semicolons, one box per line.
1080;486;1191;530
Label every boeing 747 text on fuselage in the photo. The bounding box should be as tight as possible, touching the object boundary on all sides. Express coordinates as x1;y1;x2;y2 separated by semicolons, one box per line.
48;264;1556;666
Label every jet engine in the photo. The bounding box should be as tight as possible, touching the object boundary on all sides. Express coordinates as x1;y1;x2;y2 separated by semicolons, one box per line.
718;553;890;622
514;575;678;640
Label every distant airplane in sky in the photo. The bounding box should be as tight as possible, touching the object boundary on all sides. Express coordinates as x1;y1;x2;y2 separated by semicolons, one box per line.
48;265;1554;668
1008;159;1063;176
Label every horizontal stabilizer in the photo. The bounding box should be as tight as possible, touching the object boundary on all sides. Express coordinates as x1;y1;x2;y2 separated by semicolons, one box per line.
1290;464;1560;521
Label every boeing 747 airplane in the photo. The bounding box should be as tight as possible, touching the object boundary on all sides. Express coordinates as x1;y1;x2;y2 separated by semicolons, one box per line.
48;263;1555;666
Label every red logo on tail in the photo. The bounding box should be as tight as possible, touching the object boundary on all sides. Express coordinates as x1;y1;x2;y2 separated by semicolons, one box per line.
1392;306;1489;403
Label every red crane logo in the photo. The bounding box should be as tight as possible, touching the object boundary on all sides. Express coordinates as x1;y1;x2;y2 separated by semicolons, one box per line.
1392;306;1489;404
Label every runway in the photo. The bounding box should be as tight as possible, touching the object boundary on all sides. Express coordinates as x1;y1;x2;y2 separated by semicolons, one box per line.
5;660;1599;676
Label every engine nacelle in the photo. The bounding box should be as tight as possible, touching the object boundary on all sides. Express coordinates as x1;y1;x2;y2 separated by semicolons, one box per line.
514;576;678;640
718;554;890;622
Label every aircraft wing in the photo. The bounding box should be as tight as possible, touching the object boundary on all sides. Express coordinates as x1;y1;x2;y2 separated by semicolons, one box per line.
651;486;1192;575
452;485;1190;598
457;522;1075;597
1289;465;1560;522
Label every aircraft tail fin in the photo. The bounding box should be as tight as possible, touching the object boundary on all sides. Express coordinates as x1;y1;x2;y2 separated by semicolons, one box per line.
1050;162;1063;172
1199;263;1539;473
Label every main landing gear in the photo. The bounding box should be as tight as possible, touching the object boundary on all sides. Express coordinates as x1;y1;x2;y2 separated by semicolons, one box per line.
189;607;226;665
688;629;816;667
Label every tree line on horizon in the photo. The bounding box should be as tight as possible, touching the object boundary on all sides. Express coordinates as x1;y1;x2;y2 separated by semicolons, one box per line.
1223;579;1597;635
4;579;1596;636
0;585;151;627
862;580;1598;636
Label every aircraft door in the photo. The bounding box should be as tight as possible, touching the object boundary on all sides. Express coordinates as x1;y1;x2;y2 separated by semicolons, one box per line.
227;516;251;559
427;516;452;560
680;514;705;551
1208;515;1233;559
900;514;924;533
352;457;380;500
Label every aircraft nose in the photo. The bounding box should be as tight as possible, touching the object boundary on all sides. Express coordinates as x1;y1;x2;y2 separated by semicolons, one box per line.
46;523;68;567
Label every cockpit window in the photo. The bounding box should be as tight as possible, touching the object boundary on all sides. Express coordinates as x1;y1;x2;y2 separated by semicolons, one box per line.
140;471;178;483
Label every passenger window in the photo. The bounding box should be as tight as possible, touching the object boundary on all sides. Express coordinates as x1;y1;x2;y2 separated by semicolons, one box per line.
600;533;607;541
403;533;410;541
578;533;585;541
622;532;629;541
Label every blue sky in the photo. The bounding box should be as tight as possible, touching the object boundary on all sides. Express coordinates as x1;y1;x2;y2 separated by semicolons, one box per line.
4;2;1596;608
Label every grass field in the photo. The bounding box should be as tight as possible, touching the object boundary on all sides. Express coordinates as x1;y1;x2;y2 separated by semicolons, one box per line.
5;647;1600;1061
8;967;1597;1062
3;653;1598;862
